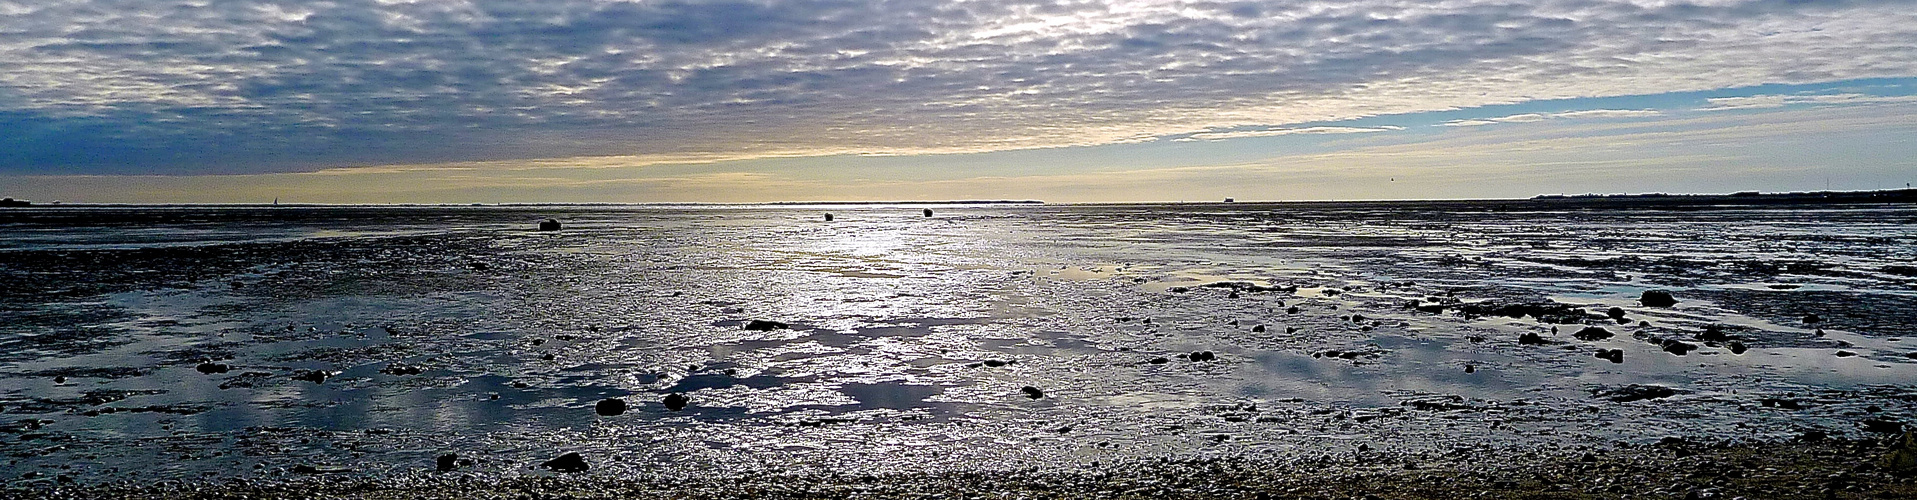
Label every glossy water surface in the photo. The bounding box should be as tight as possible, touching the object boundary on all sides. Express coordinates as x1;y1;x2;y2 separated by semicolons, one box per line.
1;203;1914;483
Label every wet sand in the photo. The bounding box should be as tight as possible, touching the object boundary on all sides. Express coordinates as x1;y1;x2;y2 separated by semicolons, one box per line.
2;201;1914;494
20;438;1917;499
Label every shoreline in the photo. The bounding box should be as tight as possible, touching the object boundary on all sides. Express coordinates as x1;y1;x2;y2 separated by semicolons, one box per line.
22;437;1914;499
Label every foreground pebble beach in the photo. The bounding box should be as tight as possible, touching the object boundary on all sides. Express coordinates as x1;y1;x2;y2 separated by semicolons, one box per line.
2;200;1914;495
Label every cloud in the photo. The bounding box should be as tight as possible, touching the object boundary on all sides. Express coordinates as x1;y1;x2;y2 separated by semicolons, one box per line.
1699;93;1917;111
1184;125;1404;141
1439;109;1662;126
1;1;1914;174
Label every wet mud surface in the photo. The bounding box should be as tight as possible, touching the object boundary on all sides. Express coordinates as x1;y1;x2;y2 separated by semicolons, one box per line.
1;203;1914;490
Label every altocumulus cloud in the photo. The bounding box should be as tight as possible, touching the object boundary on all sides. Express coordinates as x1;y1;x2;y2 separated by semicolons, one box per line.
2;0;1915;174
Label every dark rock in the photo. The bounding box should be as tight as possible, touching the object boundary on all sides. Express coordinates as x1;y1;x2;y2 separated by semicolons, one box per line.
1285;326;1298;334
1168;287;1189;293
1798;429;1829;442
1021;386;1045;399
1463;364;1475;373
1251;325;1265;333
663;393;690;411
1518;332;1548;345
923;208;933;217
595;398;627;416
1728;341;1748;355
823;213;833;221
1640;290;1678;308
1148;357;1169;365
1190;351;1216;362
981;359;1011;367
541;452;589;473
1907;352;1917;360
1286;306;1300;314
195;362;231;374
53;376;65;384
1606;307;1627;320
1661;339;1698;356
1596;349;1624;363
538;219;561;231
1595;384;1678;402
743;320;789;331
291;370;335;384
1836;350;1857;357
1804;313;1822;324
1696;325;1733;342
436;453;458;472
379;364;422;376
1573;327;1614;341
1862;419;1905;434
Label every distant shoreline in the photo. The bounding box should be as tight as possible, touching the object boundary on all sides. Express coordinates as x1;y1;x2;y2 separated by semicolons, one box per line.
3;188;1913;208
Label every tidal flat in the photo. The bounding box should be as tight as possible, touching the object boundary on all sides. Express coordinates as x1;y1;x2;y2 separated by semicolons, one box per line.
1;201;1914;497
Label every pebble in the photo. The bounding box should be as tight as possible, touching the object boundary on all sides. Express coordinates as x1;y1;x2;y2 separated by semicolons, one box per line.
436;453;458;472
1148;357;1169;365
1021;386;1045;399
1661;339;1698;356
1728;341;1748;355
595;398;627;416
823;213;833;221
663;393;690;411
537;219;561;231
1640;290;1678;307
196;362;232;374
1835;351;1857;357
1573;326;1614;341
1519;332;1547;345
1251;325;1265;333
743;320;790;331
1189;351;1216;362
541;452;588;473
1595;349;1624;363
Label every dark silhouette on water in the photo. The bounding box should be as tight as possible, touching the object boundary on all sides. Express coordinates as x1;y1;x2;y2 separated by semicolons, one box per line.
0;197;29;207
538;219;561;231
923;208;933;217
824;213;833;221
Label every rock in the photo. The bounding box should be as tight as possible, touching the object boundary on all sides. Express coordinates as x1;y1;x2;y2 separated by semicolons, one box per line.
981;359;1011;367
1607;307;1627;320
1836;350;1857;357
538;219;561;231
1595;349;1624;363
541;452;589;473
1661;339;1698;356
595;398;627;416
291;370;335;384
1021;386;1045;399
1696;325;1733;342
663;393;690;411
194;362;232;374
1463;364;1475;373
1519;332;1548;345
379;364;422;376
1251;325;1265;333
922;208;933;217
436;453;458;472
1286;306;1300;314
743;320;789;331
1168;287;1189;293
1148;357;1169;365
1862;419;1905;434
1882;431;1916;476
823;213;833;221
1804;313;1822;324
1285;326;1299;334
1639;290;1678;307
1190;351;1216;362
53;376;65;384
1595;384;1677;402
1728;341;1748;355
1573;326;1614;341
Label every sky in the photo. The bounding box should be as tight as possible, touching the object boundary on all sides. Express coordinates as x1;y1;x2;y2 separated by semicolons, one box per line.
1;0;1914;204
